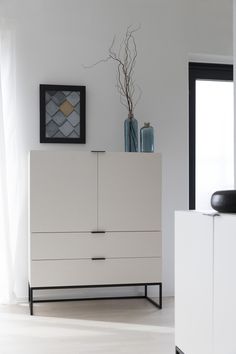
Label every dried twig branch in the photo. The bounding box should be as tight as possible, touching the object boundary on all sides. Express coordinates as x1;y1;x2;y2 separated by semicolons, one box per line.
83;25;141;118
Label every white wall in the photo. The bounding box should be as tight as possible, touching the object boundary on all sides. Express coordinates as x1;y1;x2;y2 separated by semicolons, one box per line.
1;0;233;299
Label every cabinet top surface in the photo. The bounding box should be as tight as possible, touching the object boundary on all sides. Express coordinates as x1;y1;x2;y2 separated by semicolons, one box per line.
175;210;236;217
29;150;161;156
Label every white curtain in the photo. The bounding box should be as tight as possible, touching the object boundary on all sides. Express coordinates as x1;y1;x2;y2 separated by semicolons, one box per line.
0;21;19;303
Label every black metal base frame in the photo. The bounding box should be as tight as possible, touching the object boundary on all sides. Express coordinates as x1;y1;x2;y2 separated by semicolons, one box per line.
28;282;162;316
176;346;185;354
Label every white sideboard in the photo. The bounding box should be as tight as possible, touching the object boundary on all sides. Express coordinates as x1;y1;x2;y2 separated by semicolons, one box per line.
28;151;162;315
175;211;236;354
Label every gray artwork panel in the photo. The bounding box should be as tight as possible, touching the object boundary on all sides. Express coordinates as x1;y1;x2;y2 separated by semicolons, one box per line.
74;102;80;114
59;120;74;136
67;91;80;106
46;100;59;116
69;131;79;138
46;120;59;137
47;90;57;97
53;131;65;138
74;124;80;136
63;91;71;96
46;113;53;124
45;92;51;104
67;111;80;127
53;110;67;126
51;91;66;106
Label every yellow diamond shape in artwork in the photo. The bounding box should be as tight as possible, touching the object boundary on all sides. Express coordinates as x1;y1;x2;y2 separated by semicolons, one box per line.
59;100;74;117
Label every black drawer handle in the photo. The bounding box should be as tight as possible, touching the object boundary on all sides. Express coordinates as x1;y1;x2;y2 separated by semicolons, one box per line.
91;231;106;234
91;150;106;153
91;257;106;261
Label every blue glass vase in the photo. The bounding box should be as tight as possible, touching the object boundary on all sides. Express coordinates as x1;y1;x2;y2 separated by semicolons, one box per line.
140;122;154;152
124;116;138;152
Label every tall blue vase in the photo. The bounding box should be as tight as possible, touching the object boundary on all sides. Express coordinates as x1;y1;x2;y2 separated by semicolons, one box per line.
140;122;154;152
124;116;138;152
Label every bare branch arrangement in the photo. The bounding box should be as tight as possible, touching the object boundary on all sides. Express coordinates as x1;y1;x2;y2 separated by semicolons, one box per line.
84;25;142;118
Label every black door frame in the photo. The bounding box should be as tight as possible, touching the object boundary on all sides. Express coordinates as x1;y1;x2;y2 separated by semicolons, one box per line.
189;62;233;210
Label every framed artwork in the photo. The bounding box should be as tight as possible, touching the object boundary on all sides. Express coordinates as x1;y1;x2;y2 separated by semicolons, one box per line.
40;84;86;143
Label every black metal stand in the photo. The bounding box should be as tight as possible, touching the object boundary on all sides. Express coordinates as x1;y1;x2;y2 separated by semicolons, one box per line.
28;282;162;316
176;346;185;354
144;283;162;309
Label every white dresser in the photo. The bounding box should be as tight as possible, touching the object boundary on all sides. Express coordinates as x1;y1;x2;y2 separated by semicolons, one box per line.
29;151;162;315
175;211;236;354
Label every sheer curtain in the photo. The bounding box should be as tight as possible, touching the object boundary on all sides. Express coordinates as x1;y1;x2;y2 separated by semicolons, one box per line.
0;21;19;303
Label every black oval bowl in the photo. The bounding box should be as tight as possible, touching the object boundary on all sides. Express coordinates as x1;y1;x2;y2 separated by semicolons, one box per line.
211;190;236;213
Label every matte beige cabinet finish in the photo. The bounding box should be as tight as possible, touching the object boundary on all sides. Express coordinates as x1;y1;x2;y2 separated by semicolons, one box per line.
31;231;162;260
29;151;162;308
30;151;97;232
31;258;162;287
98;153;161;231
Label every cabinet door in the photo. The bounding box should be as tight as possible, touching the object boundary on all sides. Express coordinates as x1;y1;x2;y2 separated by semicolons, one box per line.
175;211;214;354
30;151;97;232
98;153;161;231
214;215;236;354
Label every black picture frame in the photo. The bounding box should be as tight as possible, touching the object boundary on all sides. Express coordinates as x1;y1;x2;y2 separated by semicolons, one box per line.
40;84;86;144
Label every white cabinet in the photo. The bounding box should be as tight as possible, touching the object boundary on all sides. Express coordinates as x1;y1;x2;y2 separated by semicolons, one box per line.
98;153;161;231
175;211;236;354
29;151;162;315
30;151;97;232
31;258;162;288
214;215;236;354
31;232;162;260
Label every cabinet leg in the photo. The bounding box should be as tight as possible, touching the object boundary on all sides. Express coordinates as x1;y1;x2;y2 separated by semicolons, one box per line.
145;283;162;309
176;346;184;354
29;287;33;316
28;283;31;302
159;283;162;309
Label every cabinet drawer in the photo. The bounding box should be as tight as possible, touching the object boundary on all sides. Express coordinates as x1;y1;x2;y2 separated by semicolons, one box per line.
31;232;162;260
30;257;161;287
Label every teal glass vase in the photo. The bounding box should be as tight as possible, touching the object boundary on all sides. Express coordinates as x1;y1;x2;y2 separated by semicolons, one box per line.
124;116;138;152
140;122;154;152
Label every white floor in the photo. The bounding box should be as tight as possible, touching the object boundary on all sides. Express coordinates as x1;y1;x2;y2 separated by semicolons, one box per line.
0;297;174;354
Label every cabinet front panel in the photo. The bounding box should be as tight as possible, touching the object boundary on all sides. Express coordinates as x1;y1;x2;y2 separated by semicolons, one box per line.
214;215;236;354
175;211;214;354
30;151;97;232
98;153;161;231
31;232;162;260
30;258;161;287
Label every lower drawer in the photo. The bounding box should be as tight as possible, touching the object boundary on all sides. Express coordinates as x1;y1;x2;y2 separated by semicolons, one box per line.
30;257;161;287
31;231;161;259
